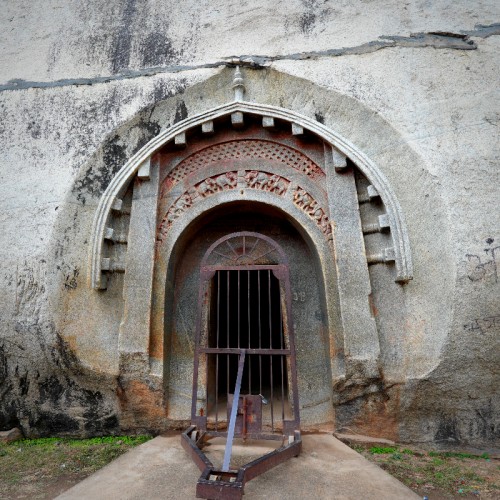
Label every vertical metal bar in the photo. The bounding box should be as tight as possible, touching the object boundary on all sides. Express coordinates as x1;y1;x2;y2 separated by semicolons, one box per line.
268;270;274;431
227;271;230;399
279;284;285;422
237;270;240;349
217;271;220;348
215;271;220;430
222;350;246;472
205;351;209;425
281;355;285;422
258;270;262;397
268;270;272;350
279;283;283;350
247;270;251;395
270;354;274;432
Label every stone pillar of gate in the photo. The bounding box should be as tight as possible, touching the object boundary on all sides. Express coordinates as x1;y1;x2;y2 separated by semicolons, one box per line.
325;145;381;386
118;157;160;375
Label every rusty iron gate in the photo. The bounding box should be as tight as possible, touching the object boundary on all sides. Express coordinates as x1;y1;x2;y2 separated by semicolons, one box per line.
182;231;301;499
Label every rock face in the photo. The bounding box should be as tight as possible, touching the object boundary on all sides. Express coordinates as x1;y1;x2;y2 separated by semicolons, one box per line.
0;1;498;446
0;427;23;443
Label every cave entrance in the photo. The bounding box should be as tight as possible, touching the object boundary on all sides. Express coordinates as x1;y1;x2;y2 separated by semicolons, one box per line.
191;231;300;434
207;269;289;422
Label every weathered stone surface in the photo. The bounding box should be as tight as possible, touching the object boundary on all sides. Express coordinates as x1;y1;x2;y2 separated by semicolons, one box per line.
0;427;23;443
0;1;498;448
333;432;396;447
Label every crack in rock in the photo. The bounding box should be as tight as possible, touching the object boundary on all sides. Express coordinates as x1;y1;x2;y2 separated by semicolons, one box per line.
1;23;498;92
463;22;500;38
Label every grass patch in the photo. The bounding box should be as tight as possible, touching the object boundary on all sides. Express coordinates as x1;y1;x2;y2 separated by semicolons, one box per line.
429;450;490;460
350;442;499;498
369;446;397;454
0;435;152;499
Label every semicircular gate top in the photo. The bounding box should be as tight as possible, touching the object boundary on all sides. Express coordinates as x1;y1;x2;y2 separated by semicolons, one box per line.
201;231;289;268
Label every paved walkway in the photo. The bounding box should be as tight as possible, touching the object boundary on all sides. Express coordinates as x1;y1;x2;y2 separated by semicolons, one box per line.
57;433;419;499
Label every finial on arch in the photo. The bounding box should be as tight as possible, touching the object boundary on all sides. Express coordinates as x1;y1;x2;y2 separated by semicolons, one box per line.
232;66;245;101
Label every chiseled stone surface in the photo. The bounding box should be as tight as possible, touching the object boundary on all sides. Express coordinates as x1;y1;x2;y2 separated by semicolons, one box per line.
0;0;498;448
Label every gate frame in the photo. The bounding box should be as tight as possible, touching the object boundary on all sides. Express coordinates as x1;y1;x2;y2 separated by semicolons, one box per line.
191;231;300;435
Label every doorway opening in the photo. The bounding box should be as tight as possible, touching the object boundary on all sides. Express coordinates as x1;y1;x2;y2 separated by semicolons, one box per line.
207;269;289;421
189;231;300;435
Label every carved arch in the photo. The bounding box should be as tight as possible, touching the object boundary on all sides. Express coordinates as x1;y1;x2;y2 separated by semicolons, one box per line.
89;100;413;288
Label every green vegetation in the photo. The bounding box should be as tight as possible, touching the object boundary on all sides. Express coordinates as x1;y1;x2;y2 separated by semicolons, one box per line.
351;442;499;498
0;435;152;499
369;446;397;454
429;450;490;460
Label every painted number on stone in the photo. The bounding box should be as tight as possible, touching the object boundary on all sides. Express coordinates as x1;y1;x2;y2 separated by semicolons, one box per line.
293;291;306;302
463;315;500;334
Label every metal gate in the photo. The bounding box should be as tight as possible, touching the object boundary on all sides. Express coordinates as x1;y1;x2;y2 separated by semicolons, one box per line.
182;231;301;498
191;231;300;435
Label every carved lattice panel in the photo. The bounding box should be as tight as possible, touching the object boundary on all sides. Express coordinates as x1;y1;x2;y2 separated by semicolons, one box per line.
161;139;325;195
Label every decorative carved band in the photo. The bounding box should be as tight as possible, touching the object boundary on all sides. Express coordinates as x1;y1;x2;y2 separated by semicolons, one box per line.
293;186;332;239
162;139;324;194
196;171;238;196
244;170;289;195
157;171;330;243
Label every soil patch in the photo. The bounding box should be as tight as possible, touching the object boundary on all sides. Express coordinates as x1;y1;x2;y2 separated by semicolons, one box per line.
0;435;151;499
349;443;500;499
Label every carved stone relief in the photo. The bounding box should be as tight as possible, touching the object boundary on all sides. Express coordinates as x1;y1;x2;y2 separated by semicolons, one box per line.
160;139;325;198
157;171;331;243
196;171;238;197
244;170;289;195
293;186;332;239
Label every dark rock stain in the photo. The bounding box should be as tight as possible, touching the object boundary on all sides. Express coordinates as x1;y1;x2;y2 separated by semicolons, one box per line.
133;114;161;152
0;345;7;384
300;11;316;35
29;412;79;434
72;109;161;204
1;323;120;436
435;416;461;443
64;268;79;290
39;375;66;403
103;140;128;181
152;79;175;103
72;136;126;205
51;332;82;373
474;402;498;440
84;413;119;433
140;31;180;68
315;111;325;124
19;372;29;396
111;0;137;74
298;0;328;35
174;100;188;124
27;121;41;139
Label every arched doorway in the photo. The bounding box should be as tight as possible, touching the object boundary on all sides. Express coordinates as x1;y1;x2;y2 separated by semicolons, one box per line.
161;203;333;429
